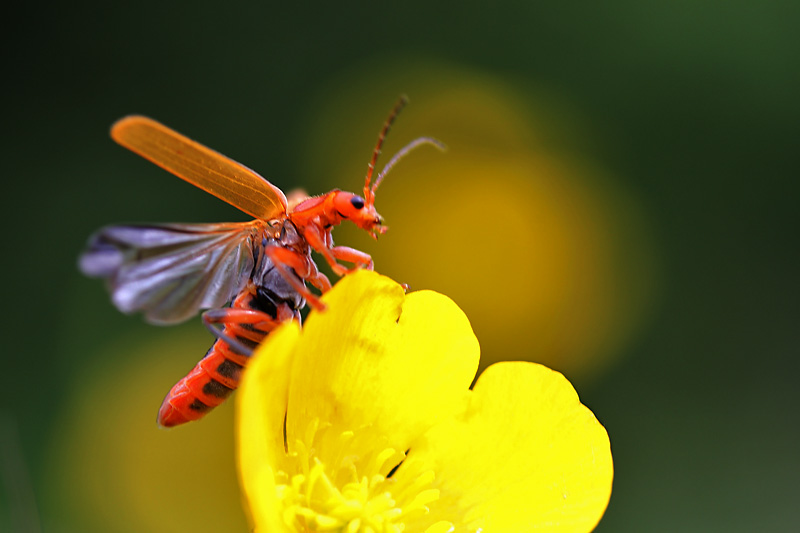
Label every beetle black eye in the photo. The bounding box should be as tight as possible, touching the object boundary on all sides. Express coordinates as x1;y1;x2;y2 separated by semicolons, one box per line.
350;196;365;209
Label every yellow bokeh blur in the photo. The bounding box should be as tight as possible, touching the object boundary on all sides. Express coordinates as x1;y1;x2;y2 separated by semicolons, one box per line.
301;62;659;380
44;329;247;532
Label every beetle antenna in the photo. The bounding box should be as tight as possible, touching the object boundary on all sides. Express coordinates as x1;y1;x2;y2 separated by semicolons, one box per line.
373;137;446;194
364;95;408;205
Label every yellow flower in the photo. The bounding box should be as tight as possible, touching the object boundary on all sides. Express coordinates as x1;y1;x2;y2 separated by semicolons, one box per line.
237;270;613;532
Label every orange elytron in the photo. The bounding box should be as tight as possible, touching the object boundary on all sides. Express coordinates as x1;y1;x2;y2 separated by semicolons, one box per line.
79;97;442;427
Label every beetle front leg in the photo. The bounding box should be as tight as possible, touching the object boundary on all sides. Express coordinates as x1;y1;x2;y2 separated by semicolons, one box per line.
330;246;374;272
302;225;351;277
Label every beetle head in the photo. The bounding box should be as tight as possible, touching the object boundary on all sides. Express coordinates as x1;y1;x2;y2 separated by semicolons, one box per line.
333;191;386;239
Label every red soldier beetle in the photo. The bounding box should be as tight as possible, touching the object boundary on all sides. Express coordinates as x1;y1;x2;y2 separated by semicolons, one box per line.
80;96;443;426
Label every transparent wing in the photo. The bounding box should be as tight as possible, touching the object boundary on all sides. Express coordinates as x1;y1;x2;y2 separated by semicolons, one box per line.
111;116;288;221
79;222;263;324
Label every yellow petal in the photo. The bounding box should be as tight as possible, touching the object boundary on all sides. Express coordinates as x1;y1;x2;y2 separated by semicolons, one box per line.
404;362;613;532
237;322;300;532
286;270;480;465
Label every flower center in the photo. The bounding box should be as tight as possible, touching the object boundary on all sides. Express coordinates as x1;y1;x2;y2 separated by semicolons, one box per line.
275;418;454;533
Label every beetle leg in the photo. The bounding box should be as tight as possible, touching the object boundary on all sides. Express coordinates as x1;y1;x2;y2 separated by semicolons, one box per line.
204;308;280;337
264;246;328;311
201;308;282;357
330;246;374;272
301;225;350;277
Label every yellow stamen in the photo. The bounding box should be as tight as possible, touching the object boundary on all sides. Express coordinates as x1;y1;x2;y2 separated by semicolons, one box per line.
275;418;453;532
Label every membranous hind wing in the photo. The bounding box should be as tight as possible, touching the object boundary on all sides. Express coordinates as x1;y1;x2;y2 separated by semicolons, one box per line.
111;116;289;221
79;222;262;324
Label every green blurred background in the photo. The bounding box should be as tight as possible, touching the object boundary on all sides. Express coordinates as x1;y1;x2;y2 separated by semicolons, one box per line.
2;1;798;531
